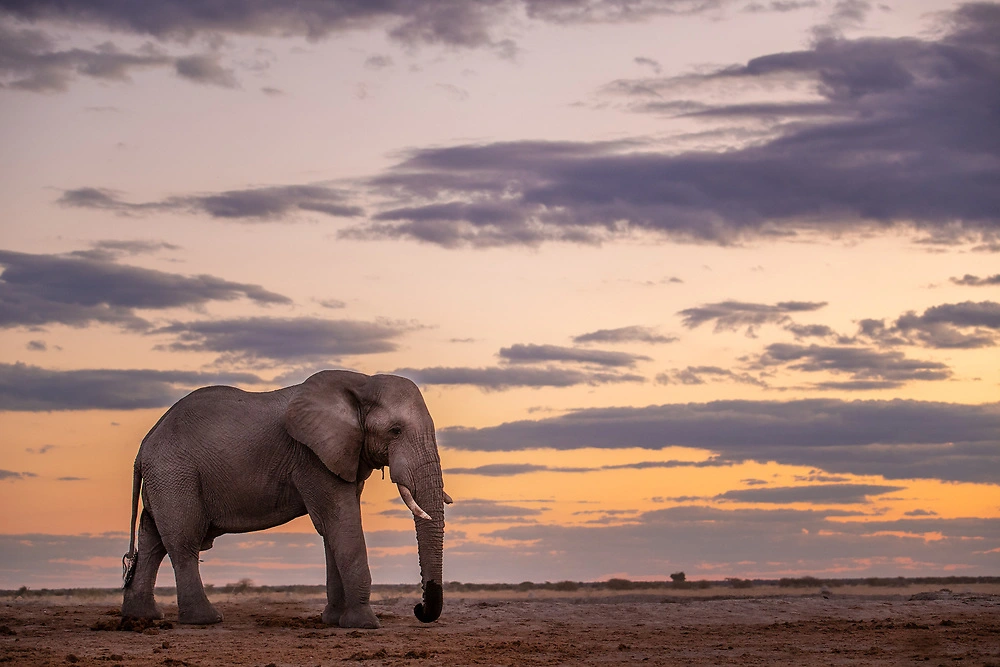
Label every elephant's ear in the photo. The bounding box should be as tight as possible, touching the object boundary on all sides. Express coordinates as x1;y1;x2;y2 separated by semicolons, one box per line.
284;371;365;483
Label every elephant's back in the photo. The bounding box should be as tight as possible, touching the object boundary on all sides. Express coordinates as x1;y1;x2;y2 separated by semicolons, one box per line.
140;385;293;459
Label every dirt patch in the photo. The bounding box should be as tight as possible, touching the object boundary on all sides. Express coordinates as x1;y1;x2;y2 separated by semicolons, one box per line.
253;614;327;629
1;587;998;665
91;615;175;633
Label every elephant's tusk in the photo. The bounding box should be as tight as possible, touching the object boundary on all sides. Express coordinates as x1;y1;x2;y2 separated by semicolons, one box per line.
443;491;454;505
397;484;432;520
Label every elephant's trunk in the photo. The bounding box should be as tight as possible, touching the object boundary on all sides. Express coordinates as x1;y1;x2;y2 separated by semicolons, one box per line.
413;478;444;622
391;434;445;624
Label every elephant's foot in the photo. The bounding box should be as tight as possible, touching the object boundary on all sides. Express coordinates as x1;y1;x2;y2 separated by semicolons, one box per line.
121;595;163;621
338;604;380;629
321;603;344;626
177;602;223;625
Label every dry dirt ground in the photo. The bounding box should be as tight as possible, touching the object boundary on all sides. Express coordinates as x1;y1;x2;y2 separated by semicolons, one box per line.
1;585;998;666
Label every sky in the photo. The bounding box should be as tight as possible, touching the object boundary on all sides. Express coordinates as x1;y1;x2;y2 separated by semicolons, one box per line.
0;0;998;589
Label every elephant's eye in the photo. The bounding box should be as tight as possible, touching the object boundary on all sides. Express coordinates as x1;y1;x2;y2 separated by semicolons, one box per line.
389;426;402;437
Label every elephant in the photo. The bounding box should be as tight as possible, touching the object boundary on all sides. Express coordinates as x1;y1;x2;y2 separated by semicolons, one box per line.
120;370;450;628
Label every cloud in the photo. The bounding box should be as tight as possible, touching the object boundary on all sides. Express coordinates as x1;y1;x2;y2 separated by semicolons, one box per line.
655;365;768;387
68;239;181;262
0;21;244;92
498;343;650;368
815;0;874;38
950;274;1000;287
0;249;290;331
0;469;37;481
157;317;410;362
785;323;839;340
752;343;952;389
572;325;677;345
444;463;595;476
633;56;661;74
343;6;1000;248
0;22;170;91
444;498;547;523
0;362;264;411
860;301;1000;349
438;398;1000;484
794;471;850;483
57;184;363;221
392;365;645;390
678;301;827;335
434;82;470;101
480;507;1000;581
316;298;347;309
444;458;738;476
364;54;393;70
3;508;997;587
715;483;905;504
743;1;820;13
174;53;237;87
26;444;56;454
1;1;737;55
601;458;734;470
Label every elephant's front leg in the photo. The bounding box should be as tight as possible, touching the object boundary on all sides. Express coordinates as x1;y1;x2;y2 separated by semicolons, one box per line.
320;542;347;625
320;485;379;629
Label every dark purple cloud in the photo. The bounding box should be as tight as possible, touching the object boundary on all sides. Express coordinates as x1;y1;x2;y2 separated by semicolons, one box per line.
393;365;645;391
715;483;905;504
0;21;246;92
860;301;1000;349
342;4;1000;247
0;0;753;50
57;185;363;221
752;343;953;389
950;274;1000;287
158;317;409;362
0;362;264;411
439;398;1000;484
678;301;827;335
572;325;677;345
655;365;768;387
0;249;290;330
498;343;651;368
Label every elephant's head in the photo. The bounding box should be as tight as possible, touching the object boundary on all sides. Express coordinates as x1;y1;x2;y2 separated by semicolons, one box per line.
284;370;447;623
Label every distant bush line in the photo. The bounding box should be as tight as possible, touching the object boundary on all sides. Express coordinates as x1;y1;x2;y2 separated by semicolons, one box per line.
4;576;998;598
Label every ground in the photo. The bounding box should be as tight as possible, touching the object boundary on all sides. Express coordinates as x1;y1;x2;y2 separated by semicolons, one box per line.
1;584;998;666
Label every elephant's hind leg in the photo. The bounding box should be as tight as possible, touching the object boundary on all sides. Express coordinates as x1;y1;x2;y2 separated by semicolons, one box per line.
167;547;223;625
122;509;166;620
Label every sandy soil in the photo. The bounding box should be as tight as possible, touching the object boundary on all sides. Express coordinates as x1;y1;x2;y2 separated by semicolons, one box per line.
2;585;998;666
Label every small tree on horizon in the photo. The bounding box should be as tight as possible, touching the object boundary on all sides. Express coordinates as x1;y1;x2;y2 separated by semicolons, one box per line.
670;571;686;583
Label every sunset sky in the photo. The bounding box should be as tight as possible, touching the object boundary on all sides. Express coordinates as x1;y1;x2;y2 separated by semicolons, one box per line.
1;0;998;589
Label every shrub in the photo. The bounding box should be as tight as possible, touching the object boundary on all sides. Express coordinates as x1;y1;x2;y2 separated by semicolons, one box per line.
606;578;633;590
551;581;579;591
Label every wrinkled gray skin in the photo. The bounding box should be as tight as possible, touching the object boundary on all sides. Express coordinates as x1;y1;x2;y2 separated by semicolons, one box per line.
121;371;446;628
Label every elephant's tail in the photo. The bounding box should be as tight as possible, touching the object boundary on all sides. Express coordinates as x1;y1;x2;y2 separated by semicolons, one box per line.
122;462;141;588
